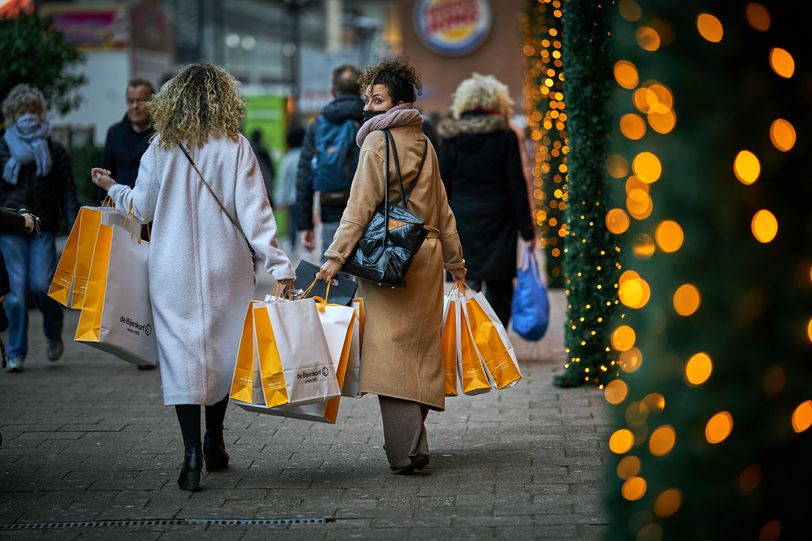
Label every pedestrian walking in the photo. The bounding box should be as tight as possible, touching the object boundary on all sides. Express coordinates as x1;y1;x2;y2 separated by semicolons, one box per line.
273;125;305;254
317;56;467;475
100;77;156;369
0;84;79;373
296;64;364;260
438;74;535;327
249;129;275;200
91;63;295;491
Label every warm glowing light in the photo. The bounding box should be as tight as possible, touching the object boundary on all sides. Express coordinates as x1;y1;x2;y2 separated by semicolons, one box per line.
770;119;796;152
620;113;646;140
685;353;713;385
636;26;661;51
673;284;701;316
654;488;682;517
648;109;676;134
616;455;640;479
705;411;733;444
607;154;629;179
770;48;795;78
605;379;629;405
751;210;778;243
619;277;651;309
734;150;760;185
619;0;642;22
808;318;812;343
655;220;684;253
746;3;770;31
606;208;630;234
646;84;673;113
625;176;649;195
697;13;724;43
620;347;643;373
614;60;639;89
609;429;635;454
611;325;636;351
632;152;662;183
738;464;762;493
627;194;653;221
621;476;647;501
649;425;676;456
791;400;812;433
632;234;656;259
633;88;656;113
760;521;781;541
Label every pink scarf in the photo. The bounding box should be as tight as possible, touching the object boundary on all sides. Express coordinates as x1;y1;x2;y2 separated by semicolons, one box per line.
355;103;423;147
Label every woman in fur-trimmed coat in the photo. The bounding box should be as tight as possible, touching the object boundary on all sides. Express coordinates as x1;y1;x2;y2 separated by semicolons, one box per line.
438;74;535;327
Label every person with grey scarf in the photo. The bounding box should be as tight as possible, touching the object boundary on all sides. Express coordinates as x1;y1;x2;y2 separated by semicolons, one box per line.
0;84;78;373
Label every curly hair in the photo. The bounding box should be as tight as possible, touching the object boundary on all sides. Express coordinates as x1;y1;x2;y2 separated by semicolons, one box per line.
358;55;423;104
148;63;245;150
450;73;514;120
2;84;47;122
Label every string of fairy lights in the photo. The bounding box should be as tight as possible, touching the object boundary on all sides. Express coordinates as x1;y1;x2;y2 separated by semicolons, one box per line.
522;0;568;287
601;0;811;534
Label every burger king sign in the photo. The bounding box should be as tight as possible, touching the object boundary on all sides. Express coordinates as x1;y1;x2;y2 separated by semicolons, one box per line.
413;0;492;57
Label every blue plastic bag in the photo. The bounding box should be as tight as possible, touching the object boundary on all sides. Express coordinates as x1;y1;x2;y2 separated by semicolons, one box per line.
511;245;550;341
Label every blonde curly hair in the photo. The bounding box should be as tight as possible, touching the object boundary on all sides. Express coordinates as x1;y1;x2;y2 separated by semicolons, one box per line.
148;63;244;150
450;73;514;120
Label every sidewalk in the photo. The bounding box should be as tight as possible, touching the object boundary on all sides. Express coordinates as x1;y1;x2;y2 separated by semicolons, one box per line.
0;288;610;540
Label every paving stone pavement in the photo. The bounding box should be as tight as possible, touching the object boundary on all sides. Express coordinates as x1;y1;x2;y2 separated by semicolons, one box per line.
0;288;611;540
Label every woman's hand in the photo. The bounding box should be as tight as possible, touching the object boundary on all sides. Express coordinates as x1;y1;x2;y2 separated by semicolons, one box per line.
22;213;35;233
317;258;343;283
91;168;117;191
449;266;468;283
277;278;295;291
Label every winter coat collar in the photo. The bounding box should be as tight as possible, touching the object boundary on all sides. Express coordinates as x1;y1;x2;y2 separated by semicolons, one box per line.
437;112;509;138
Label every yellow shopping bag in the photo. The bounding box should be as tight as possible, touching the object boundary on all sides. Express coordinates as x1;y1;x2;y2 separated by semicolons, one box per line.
441;297;459;397
47;209;81;306
230;302;261;404
252;303;290;408
466;298;522;389
458;302;491;395
352;298;365;345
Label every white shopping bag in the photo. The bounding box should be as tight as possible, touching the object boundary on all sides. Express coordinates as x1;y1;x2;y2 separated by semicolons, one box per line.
74;222;158;365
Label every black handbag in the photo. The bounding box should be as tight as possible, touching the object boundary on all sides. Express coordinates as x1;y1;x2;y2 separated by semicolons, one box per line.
341;128;429;288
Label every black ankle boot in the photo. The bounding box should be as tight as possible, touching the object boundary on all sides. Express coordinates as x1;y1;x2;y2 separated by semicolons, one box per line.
203;431;229;472
177;444;202;491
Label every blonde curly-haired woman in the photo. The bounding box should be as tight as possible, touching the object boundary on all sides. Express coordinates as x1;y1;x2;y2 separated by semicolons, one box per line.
92;64;295;491
438;74;534;327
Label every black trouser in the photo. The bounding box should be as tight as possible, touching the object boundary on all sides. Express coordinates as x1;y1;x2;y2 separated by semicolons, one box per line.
175;395;229;449
466;278;514;328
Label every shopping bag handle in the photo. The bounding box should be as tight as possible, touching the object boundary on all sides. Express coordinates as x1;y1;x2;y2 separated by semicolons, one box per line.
101;195;115;209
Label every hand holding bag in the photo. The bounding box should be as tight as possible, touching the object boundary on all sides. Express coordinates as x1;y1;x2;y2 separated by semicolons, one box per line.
341;129;428;288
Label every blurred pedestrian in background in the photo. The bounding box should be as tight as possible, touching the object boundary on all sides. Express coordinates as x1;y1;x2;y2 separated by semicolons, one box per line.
318;56;467;475
274;124;305;255
297;64;363;260
100;78;157;370
99;78;155;201
438;74;534;327
249;129;275;200
0;84;78;373
91;63;295;491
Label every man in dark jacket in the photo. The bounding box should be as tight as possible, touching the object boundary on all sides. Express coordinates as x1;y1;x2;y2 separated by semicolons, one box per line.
99;78;155;200
0;84;79;372
100;78;156;370
296;64;363;259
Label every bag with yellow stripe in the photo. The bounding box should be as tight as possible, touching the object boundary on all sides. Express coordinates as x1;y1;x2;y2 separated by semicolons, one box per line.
74;216;157;366
230;292;340;418
48;202;127;308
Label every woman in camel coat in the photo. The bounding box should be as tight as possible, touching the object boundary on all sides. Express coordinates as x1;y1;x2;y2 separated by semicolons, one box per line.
318;57;466;474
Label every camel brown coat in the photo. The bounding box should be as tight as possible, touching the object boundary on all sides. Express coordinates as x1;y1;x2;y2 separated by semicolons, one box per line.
325;124;464;411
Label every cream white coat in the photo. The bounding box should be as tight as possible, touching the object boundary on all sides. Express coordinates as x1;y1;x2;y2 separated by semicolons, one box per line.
108;134;294;405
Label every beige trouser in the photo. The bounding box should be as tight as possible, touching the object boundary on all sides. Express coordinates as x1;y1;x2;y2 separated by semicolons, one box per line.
378;396;430;468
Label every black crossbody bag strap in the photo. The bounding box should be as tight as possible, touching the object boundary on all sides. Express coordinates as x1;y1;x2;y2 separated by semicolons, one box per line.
179;144;253;253
381;128;428;209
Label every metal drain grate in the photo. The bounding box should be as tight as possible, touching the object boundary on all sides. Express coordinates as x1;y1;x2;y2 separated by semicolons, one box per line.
0;517;331;530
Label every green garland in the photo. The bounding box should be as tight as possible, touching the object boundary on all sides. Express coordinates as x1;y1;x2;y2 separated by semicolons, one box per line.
522;0;567;288
607;1;811;539
554;0;621;388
